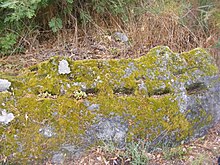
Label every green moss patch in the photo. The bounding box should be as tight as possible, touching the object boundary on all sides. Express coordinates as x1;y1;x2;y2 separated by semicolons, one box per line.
0;46;219;163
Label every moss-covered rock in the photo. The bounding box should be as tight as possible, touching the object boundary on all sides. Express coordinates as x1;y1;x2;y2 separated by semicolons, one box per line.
0;46;220;163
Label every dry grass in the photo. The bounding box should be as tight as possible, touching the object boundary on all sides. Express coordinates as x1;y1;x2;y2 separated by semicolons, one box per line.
19;0;220;64
1;1;220;164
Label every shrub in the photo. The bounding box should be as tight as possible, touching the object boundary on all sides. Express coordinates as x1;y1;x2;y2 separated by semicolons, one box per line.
0;0;219;56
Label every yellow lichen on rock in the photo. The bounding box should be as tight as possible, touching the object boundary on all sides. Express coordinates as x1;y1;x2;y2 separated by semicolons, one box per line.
0;46;219;163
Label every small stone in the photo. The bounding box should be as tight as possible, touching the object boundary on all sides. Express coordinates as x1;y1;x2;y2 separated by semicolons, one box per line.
0;79;11;92
113;32;128;43
0;109;14;124
58;59;71;74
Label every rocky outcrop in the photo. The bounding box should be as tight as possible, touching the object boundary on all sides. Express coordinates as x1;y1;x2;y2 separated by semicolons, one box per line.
0;46;219;163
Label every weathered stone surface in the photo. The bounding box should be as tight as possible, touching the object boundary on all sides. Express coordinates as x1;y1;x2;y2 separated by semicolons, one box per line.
86;116;128;147
0;46;220;163
51;152;65;164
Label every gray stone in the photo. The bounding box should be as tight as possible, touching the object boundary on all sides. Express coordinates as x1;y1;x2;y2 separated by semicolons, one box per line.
0;79;11;92
58;59;71;74
0;109;14;124
113;32;129;43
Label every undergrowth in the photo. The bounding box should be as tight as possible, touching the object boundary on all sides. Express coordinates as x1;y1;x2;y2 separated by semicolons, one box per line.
0;0;219;58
